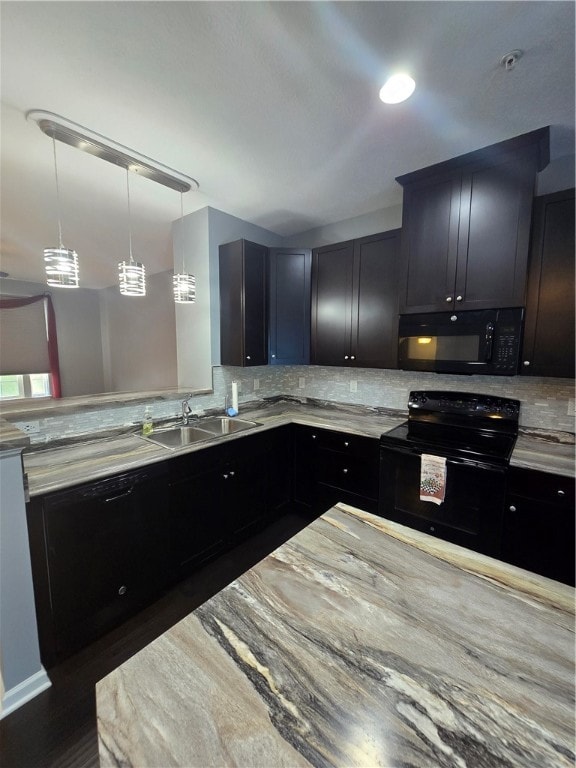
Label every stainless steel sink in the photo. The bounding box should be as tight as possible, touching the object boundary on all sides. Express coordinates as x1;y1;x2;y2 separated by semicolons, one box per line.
140;425;216;450
139;417;261;449
198;417;261;435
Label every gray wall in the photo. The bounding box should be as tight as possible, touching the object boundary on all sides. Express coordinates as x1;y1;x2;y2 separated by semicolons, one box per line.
100;270;177;392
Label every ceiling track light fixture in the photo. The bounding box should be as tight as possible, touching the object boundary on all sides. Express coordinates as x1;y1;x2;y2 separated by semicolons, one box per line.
27;110;199;193
44;132;79;288
118;168;146;297
173;192;196;304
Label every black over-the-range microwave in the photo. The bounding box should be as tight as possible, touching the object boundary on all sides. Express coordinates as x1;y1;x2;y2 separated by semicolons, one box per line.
398;308;524;375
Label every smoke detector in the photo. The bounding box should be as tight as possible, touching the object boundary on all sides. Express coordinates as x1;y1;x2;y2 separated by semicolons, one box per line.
500;50;523;71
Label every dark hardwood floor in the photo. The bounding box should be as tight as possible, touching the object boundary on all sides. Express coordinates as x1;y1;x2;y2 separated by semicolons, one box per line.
1;508;314;768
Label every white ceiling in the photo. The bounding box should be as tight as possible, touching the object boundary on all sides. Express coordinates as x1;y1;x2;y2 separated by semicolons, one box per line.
1;1;574;289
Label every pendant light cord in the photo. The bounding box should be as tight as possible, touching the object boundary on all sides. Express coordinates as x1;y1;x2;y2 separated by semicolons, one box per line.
126;168;134;265
180;191;185;272
51;135;64;249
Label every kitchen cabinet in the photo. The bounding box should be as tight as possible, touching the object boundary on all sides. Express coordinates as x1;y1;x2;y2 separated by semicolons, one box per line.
26;464;170;667
311;230;401;368
168;443;229;577
268;247;311;365
521;188;575;378
293;425;380;514
219;239;268;366
169;429;286;579
502;467;575;586
397;128;550;314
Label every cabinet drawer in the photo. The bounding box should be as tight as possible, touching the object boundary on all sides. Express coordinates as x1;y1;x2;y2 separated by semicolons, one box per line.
309;428;378;460
507;467;574;505
316;450;379;499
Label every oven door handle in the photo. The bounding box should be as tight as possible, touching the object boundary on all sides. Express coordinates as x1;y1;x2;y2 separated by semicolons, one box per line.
380;445;503;471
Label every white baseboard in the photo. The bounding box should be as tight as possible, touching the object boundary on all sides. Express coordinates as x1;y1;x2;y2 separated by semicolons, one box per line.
1;667;52;719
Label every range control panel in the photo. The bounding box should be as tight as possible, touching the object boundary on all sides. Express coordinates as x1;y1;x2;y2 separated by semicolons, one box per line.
408;391;520;426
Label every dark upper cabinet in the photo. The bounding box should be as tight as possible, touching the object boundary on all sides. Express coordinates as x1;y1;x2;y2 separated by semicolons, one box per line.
311;230;401;368
521;188;575;378
397;128;550;314
268;247;311;365
219;239;268;366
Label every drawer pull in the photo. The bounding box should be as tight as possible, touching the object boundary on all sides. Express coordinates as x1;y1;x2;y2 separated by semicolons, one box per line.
344;441;349;448
509;505;517;513
118;585;127;596
557;489;565;497
105;487;134;503
342;468;348;474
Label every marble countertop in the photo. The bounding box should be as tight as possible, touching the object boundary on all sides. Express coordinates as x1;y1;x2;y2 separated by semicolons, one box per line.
18;399;575;496
96;503;575;768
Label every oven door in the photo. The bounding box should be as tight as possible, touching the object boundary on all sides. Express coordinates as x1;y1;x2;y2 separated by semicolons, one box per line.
379;443;505;557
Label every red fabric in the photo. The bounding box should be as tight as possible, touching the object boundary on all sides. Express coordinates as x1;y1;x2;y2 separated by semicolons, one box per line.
0;293;62;398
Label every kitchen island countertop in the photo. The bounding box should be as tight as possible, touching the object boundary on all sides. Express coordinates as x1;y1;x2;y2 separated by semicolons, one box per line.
96;502;575;768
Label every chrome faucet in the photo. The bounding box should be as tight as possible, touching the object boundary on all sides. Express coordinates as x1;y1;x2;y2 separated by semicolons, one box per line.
181;394;194;425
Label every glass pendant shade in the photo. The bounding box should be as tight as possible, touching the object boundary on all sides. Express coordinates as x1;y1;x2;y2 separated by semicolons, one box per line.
44;247;79;288
118;260;146;296
173;272;196;303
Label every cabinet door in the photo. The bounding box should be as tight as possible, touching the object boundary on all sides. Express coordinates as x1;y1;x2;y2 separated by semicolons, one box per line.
268;247;311;365
169;450;227;576
223;432;270;540
219;239;268;366
399;174;461;313
353;230;401;369
311;241;355;365
502;468;575;585
522;188;575;378
455;149;536;310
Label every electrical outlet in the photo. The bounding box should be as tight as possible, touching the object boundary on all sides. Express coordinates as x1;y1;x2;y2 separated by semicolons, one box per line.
19;421;40;434
253;378;260;391
298;377;305;389
568;399;575;417
350;380;357;393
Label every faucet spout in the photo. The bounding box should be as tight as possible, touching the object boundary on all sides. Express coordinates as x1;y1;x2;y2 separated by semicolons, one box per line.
182;394;193;425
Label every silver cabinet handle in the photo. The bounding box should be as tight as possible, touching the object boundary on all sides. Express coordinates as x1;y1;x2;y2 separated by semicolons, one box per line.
311;434;317;440
350;355;356;360
509;505;517;512
450;315;458;322
446;296;452;302
344;441;349;447
523;361;530;367
557;489;565;497
271;353;276;358
456;295;463;302
118;585;127;596
344;355;349;360
342;468;348;474
105;486;134;503
246;355;251;360
229;471;235;477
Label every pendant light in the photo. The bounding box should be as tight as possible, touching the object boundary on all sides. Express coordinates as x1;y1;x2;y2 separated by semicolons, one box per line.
44;135;79;288
173;192;196;304
118;168;146;296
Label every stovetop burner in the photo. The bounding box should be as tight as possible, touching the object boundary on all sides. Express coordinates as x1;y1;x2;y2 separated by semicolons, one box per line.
380;391;520;466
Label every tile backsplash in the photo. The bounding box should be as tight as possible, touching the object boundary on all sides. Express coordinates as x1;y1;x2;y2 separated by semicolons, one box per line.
9;365;575;444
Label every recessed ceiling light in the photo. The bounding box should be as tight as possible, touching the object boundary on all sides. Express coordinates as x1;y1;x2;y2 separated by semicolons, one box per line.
379;74;416;104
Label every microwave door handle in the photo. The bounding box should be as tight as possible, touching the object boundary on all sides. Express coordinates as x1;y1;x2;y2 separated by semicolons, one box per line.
484;322;494;362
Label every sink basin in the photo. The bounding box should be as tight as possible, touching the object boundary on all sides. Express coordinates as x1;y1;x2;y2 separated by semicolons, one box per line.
198;417;261;435
140;425;215;450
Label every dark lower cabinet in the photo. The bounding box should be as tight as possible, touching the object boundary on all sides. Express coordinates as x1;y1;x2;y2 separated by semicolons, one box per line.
26;464;170;667
502;467;575;586
168;429;291;580
293;424;380;514
168;443;229;576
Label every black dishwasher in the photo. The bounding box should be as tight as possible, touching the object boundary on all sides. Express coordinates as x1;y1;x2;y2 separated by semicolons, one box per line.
379;391;520;557
27;463;170;665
